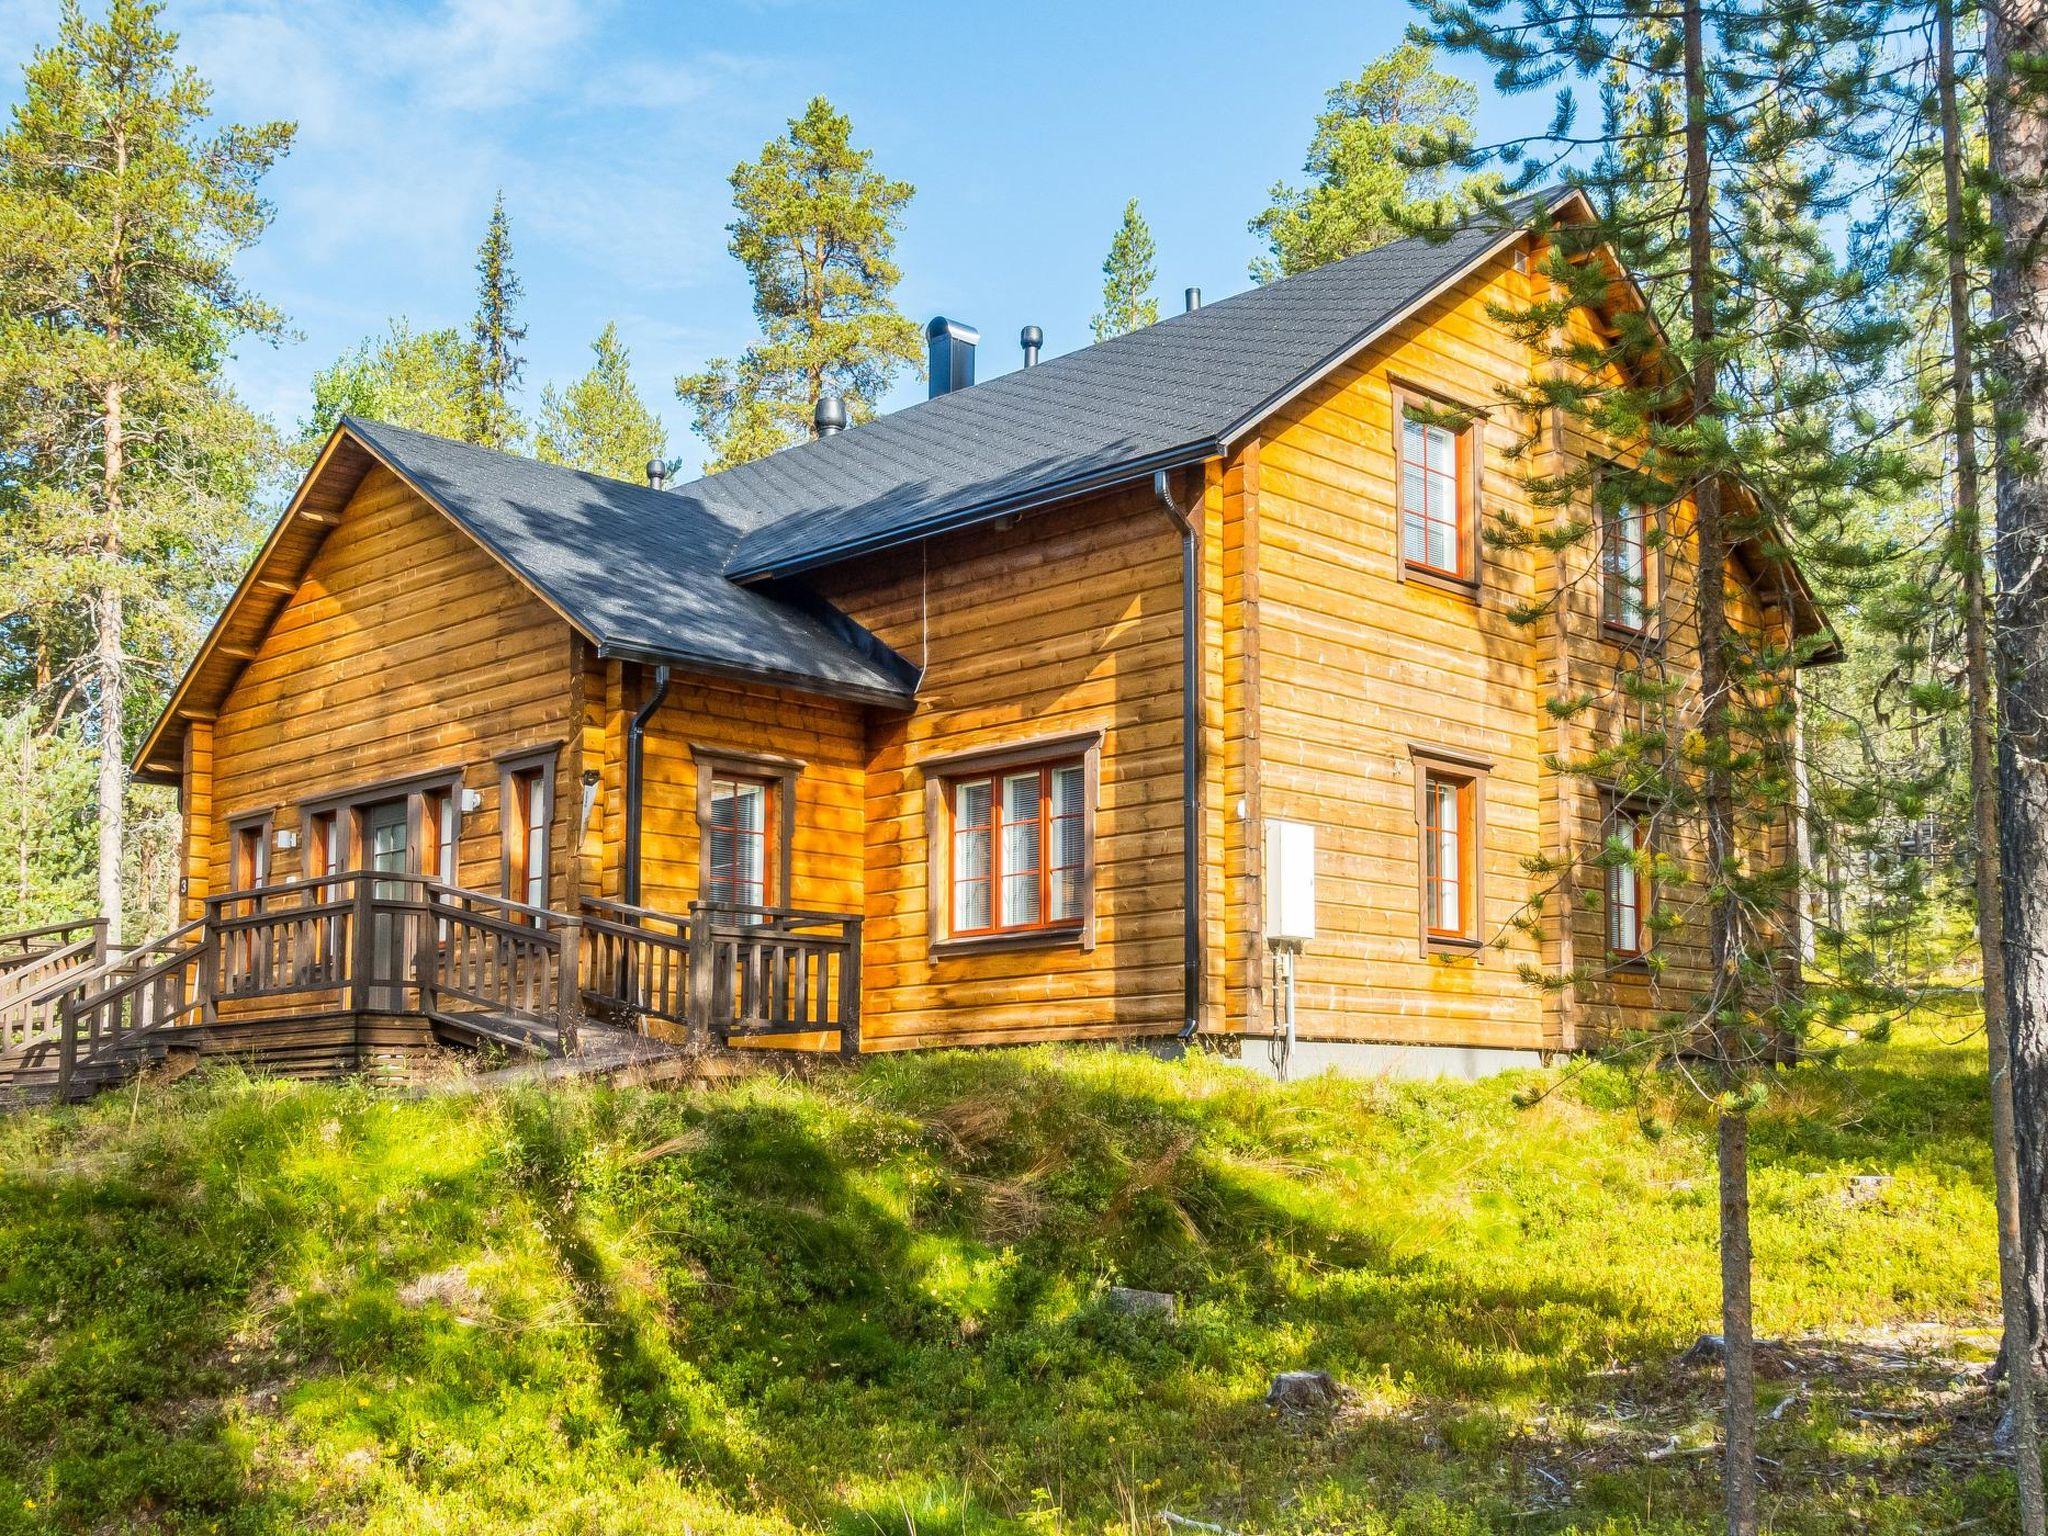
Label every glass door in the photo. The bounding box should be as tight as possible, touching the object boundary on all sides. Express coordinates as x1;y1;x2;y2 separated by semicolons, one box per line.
363;799;410;1009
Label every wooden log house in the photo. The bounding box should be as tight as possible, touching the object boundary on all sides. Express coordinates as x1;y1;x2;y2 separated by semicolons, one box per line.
100;186;1834;1082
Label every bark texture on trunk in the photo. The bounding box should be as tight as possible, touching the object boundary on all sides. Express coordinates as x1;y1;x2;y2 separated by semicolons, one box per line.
1680;3;1756;1529
1946;0;2048;1522
1988;0;2048;1371
1717;1111;1758;1536
96;380;124;949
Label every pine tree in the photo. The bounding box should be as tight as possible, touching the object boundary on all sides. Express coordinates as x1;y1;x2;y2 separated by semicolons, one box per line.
535;322;667;482
1985;0;2048;1392
1917;0;2047;1515
677;97;920;473
300;318;472;454
1249;41;1481;281
0;0;291;942
465;190;526;451
1411;2;1893;1529
1091;199;1159;341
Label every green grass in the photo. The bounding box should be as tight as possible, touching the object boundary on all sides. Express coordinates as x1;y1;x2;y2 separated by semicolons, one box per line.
0;1015;2011;1534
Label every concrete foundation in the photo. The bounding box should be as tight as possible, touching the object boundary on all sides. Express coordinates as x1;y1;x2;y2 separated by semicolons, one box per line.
1211;1033;1548;1083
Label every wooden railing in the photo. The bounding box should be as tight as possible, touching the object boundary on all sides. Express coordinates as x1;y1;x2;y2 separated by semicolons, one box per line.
50;874;578;1098
0;919;109;1052
692;902;862;1056
0;917;107;975
57;916;212;1097
580;896;860;1054
32;877;862;1100
582;896;693;1033
415;882;580;1052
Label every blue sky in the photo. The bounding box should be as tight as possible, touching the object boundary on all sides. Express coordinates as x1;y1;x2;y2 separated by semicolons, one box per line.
2;0;1530;476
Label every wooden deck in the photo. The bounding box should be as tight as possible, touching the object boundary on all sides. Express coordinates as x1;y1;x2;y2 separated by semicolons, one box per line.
0;880;861;1106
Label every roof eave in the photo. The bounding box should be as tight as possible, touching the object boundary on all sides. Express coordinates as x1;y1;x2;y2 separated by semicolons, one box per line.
131;422;370;781
1216;185;1591;450
592;640;918;711
725;439;1222;584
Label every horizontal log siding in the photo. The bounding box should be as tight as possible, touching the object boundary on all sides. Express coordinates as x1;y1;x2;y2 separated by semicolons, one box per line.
1255;252;1550;1050
817;483;1188;1049
203;467;576;900
626;670;868;920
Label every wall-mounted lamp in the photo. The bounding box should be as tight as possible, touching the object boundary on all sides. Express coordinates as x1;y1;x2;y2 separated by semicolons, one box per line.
460;787;484;815
273;828;299;852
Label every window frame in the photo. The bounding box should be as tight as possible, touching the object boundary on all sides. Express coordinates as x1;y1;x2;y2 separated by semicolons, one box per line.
1391;379;1486;597
498;748;558;911
1597;470;1663;641
1409;745;1491;955
1603;792;1655;965
922;729;1102;956
691;746;799;914
297;765;467;885
227;811;273;897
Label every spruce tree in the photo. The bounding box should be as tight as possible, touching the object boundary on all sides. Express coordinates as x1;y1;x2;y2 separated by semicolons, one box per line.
0;0;291;941
1091;199;1159;341
535;322;667;482
465;190;526;451
677;97;920;473
1250;41;1481;280
1411;1;1892;1528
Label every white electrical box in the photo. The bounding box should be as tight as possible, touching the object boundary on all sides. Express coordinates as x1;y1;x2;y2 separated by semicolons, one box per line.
1264;819;1317;945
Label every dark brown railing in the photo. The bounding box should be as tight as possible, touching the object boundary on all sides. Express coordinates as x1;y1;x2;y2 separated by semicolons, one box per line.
691;902;862;1056
579;896;860;1054
581;896;693;1033
35;877;862;1100
0;919;109;1052
415;882;580;1050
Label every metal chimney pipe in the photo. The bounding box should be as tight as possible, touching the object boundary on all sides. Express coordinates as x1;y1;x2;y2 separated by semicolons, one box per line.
1184;287;1202;313
814;394;848;436
1020;325;1042;367
926;316;979;397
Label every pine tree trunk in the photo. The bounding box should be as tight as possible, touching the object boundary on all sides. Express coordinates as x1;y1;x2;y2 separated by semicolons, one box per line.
1945;0;2048;1521
97;380;124;947
1717;1111;1758;1536
1988;0;2048;1374
1680;1;1757;1529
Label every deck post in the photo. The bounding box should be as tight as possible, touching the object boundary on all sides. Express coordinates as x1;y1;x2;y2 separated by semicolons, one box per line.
838;919;862;1060
350;874;376;1017
687;907;715;1049
414;884;439;1015
88;916;109;967
556;914;582;1055
195;904;217;1026
55;995;76;1102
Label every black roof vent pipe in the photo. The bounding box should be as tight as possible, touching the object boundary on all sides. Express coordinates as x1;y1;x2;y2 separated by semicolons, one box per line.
814;394;848;436
645;458;668;490
1020;325;1043;368
1184;287;1202;313
927;316;978;397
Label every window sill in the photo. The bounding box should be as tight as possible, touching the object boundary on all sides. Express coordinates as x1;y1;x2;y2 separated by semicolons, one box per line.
1423;934;1485;959
932;925;1090;959
1601;621;1662;650
1403;564;1481;601
1605;952;1654;975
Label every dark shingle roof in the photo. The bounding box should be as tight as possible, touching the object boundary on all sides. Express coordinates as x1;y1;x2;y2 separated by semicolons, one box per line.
341;418;921;705
718;191;1556;579
341;194;1559;697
